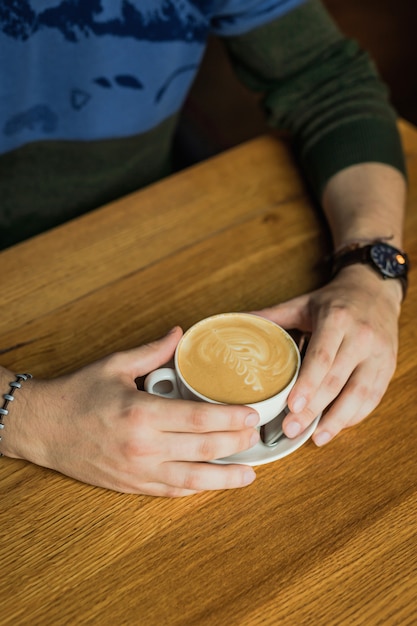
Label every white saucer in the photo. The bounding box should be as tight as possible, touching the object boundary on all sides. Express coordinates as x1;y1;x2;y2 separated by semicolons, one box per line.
213;413;321;466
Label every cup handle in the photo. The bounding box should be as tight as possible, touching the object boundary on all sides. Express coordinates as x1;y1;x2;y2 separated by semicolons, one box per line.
144;368;181;399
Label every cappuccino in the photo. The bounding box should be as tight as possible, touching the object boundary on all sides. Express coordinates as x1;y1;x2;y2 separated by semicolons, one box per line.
177;313;298;404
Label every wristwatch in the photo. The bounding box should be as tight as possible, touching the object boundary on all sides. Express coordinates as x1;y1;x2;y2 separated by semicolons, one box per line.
331;241;409;299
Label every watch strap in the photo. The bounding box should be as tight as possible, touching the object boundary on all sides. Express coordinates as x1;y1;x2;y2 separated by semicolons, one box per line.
331;243;373;274
331;242;408;299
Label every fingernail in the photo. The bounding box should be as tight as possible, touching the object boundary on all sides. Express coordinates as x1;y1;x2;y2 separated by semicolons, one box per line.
314;431;331;446
292;396;306;413
250;431;260;447
243;470;256;485
245;412;260;427
286;421;302;438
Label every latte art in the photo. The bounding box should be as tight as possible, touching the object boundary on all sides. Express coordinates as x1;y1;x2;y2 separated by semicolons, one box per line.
177;314;298;404
200;328;288;392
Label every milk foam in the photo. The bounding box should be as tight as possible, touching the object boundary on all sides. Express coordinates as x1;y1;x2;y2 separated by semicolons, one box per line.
177;314;298;404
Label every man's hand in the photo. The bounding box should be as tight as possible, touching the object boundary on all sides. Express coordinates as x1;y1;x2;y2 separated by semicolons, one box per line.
2;327;259;497
255;264;402;446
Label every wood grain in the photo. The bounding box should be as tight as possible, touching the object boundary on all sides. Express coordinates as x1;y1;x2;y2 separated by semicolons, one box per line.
1;121;417;625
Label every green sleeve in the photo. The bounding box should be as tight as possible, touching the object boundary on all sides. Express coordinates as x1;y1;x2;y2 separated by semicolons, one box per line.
222;0;407;199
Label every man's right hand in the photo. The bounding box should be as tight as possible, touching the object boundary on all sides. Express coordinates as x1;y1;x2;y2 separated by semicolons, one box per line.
1;327;259;497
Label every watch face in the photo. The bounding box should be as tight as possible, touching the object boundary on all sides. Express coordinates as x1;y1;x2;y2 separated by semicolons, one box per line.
370;243;408;278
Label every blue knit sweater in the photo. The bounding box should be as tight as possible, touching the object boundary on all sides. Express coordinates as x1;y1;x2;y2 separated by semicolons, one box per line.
0;1;405;249
1;0;306;156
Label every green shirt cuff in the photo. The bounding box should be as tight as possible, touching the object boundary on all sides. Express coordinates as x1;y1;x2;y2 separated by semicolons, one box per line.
300;118;407;199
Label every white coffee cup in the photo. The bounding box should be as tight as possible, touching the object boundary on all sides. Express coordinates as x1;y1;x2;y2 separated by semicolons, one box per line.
144;313;301;427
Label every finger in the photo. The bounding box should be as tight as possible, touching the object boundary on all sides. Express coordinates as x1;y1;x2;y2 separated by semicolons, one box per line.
252;294;311;331
139;393;260;433
160;461;257;492
312;360;393;446
161;428;260;462
133;483;201;498
284;335;372;438
112;326;184;379
287;319;384;432
287;321;347;415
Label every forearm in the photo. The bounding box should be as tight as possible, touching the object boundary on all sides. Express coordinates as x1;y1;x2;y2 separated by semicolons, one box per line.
321;161;407;305
322;162;406;249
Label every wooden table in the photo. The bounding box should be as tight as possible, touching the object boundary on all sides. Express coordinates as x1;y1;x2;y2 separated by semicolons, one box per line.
1;121;417;625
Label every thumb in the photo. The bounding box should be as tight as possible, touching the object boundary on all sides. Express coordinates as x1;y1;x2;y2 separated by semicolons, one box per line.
122;326;184;379
252;294;311;331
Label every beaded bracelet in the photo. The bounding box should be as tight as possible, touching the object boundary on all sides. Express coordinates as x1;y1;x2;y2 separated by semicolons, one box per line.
0;373;33;457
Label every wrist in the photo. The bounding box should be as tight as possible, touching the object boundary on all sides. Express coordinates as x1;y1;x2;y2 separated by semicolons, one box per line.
332;264;403;309
0;370;52;464
333;235;400;255
330;240;408;302
0;369;32;458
